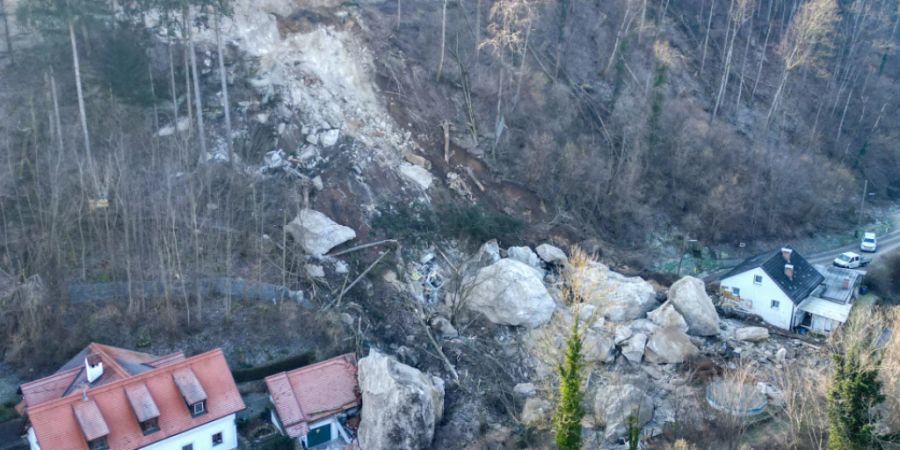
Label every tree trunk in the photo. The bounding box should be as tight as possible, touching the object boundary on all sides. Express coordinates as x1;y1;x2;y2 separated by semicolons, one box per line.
168;42;180;138
70;21;92;164
49;68;64;155
186;7;207;160
751;0;773;97
513;24;531;107
700;0;714;74
437;0;448;81
215;11;233;165
1;0;12;63
475;0;481;59
712;0;739;121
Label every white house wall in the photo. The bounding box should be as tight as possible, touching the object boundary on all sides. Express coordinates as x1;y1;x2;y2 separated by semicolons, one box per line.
721;268;795;330
140;414;238;450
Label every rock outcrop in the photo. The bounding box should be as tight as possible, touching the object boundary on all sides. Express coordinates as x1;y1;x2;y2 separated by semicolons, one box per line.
285;209;356;256
644;328;699;364
582;329;616;364
466;259;556;328
667;276;719;336
735;326;769;342
358;351;445;450
594;383;654;441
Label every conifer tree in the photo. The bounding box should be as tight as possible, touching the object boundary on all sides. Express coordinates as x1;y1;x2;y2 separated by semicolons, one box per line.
553;316;584;450
827;347;884;450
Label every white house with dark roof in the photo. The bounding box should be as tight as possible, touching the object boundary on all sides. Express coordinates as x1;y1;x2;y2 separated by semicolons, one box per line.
719;247;826;331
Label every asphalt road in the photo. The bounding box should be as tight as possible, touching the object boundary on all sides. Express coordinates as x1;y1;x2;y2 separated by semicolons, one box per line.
706;228;900;281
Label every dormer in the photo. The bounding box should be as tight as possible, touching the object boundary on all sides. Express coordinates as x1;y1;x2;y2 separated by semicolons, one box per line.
73;398;110;450
125;383;160;435
85;354;104;384
172;367;208;417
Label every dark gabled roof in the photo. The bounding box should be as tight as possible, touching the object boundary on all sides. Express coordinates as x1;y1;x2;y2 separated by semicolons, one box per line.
721;246;825;305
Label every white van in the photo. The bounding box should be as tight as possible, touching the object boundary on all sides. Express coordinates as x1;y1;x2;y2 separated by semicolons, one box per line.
860;232;877;252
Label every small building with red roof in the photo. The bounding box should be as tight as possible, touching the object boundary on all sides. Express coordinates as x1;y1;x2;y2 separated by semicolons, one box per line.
264;353;360;449
19;343;244;450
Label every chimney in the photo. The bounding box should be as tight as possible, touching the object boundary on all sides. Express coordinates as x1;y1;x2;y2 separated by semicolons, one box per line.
85;354;104;384
781;247;793;263
843;278;850;289
784;264;794;281
81;384;89;401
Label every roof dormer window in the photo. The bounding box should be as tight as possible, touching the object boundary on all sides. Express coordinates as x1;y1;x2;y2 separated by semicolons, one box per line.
172;367;208;418
125;383;161;435
88;437;109;450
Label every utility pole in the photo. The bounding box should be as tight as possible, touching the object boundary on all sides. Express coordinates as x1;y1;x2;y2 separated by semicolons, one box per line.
856;179;868;235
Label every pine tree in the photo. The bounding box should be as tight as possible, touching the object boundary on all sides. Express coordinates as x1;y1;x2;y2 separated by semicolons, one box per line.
827;347;885;450
553;317;584;450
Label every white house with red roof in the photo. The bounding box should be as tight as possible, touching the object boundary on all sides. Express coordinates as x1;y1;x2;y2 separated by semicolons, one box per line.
265;353;360;449
19;343;245;450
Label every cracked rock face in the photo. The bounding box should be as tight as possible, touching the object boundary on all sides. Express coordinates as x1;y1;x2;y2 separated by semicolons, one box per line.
285;209;356;256
358;350;445;450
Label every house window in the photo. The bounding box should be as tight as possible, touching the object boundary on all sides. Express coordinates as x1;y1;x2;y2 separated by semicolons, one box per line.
140;417;160;435
88;438;109;450
191;400;206;417
182;445;193;450
753;275;763;284
212;432;223;446
732;287;741;296
771;300;780;309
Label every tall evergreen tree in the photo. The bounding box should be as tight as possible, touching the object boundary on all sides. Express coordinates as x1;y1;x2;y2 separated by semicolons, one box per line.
553;317;584;450
828;347;885;450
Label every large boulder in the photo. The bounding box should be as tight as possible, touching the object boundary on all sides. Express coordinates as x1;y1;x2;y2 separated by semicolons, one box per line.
667;276;719;336
644;328;699;364
574;264;657;322
621;333;648;363
285;209;356;256
647;302;689;333
735;326;769;342
358;351;445;450
594;383;654;441
507;246;543;270
536;243;568;264
466;259;556;328
582;329;616;364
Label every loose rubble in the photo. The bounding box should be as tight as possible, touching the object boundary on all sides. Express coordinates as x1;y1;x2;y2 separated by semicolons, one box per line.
285;209;356;256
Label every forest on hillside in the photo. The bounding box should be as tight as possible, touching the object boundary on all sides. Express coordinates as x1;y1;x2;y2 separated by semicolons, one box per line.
0;0;898;366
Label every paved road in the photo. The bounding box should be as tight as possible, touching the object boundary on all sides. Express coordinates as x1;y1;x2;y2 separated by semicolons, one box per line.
706;227;900;281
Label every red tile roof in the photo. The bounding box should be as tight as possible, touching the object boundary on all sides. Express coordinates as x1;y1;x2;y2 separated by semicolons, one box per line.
20;343;185;409
25;349;244;450
265;354;360;438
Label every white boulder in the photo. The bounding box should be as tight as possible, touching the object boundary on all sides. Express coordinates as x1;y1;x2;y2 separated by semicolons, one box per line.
647;302;689;333
507;246;543;269
573;263;658;322
667;276;719;336
399;162;433;190
358;351;445;450
466;259;556;328
621;333;648;363
536;244;568;264
583;329;616;364
735;326;769;342
286;209;356;256
644;328;699;364
594;383;654;441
